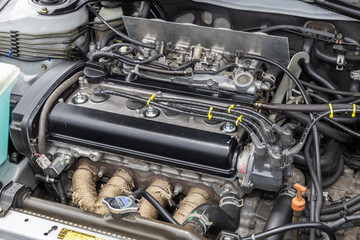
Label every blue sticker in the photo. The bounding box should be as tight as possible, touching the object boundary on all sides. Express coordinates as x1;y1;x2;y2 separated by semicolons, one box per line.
120;196;130;207
8;49;12;58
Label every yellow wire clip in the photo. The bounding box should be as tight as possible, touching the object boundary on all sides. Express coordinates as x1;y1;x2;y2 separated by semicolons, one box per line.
328;103;334;118
147;94;156;105
236;115;244;126
208;106;214;120
352;104;356;118
228;104;234;113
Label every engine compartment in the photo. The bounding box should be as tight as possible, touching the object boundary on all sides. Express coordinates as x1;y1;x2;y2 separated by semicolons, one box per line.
1;0;360;239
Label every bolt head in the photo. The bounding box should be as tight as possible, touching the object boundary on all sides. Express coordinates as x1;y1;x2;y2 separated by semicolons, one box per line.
40;7;48;14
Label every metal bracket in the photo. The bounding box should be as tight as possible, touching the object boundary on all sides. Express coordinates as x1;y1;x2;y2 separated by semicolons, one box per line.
0;182;26;217
215;231;241;240
336;54;345;71
272;51;310;104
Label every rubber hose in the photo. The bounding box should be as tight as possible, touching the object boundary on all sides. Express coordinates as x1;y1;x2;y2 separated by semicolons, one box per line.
242;222;336;240
322;155;344;189
131;189;179;225
263;189;295;240
300;80;359;96
301;38;342;99
327;214;360;230
314;41;337;65
294;139;342;175
320;202;360;221
99;27;123;49
259;25;358;44
258;103;352;112
184;191;241;234
322;195;360;215
283;111;352;142
57;179;67;205
38;71;83;154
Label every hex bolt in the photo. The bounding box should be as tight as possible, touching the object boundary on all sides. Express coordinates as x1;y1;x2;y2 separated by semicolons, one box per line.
72;92;88;104
173;183;184;196
145;106;159;118
40;7;48;14
223;122;236;133
98;166;107;178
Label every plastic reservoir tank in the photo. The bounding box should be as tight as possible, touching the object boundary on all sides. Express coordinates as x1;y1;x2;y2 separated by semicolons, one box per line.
0;63;19;165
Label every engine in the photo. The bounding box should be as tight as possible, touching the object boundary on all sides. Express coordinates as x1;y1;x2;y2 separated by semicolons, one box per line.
1;1;360;240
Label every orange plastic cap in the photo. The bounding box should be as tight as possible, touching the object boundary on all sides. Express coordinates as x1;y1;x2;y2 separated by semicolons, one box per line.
292;183;307;212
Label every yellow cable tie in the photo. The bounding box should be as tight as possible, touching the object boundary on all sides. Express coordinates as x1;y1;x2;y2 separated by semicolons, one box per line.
352;104;356;118
236;115;244;126
228;104;234;113
328;103;334;118
208;106;214;120
147;94;156;105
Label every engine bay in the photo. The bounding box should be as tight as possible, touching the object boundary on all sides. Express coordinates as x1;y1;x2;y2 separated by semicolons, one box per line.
1;0;360;239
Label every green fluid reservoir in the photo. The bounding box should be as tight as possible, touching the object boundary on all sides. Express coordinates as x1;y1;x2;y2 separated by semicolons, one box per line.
0;63;19;165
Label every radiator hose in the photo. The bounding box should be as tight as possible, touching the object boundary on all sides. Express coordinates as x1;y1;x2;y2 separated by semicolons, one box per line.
184;186;241;235
263;186;296;240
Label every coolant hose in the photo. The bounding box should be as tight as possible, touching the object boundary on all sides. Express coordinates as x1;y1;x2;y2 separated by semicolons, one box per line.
38;71;83;154
314;41;337;65
301;38;342;99
263;186;296;240
184;191;241;234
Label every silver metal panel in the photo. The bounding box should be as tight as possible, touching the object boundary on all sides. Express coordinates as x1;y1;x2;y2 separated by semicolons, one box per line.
123;17;290;65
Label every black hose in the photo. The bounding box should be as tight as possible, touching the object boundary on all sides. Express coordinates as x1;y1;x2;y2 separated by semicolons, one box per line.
300;108;360;143
327;214;360;230
320;202;360;221
258;103;353;112
314;41;337;65
87;4;154;49
304;135;323;224
300;80;359;97
301;38;342;99
131;189;179;225
294;139;342;175
242;222;336;240
322;195;360;215
322;155;344;189
57;179;67;205
259;25;358;45
263;187;295;240
284;111;353;142
184;191;241;234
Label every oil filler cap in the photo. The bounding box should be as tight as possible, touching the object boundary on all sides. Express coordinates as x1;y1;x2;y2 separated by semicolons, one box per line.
103;196;139;217
84;62;110;83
